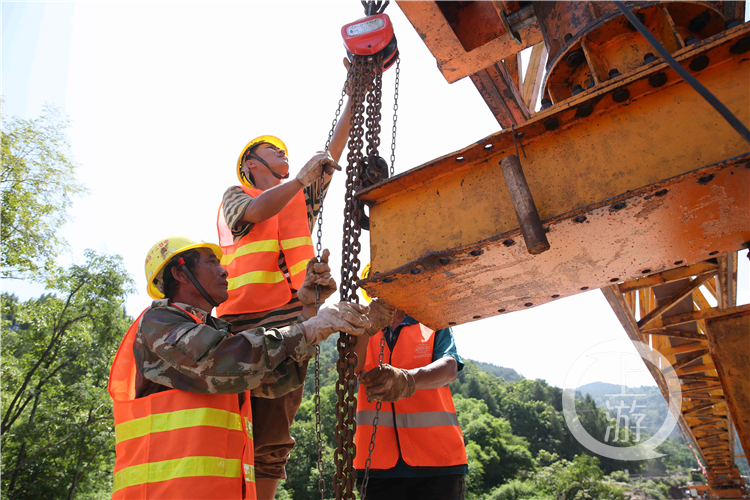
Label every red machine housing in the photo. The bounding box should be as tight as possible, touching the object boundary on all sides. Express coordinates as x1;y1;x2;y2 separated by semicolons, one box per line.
342;13;398;70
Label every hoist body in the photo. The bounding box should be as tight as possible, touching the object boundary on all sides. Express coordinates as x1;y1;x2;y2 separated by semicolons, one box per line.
342;13;398;70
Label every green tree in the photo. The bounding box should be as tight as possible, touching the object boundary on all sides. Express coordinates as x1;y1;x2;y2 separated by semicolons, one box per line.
532;453;625;500
1;101;87;279
455;395;534;496
1;251;133;499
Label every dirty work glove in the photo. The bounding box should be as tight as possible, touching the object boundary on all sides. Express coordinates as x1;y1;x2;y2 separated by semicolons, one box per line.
299;302;370;344
296;151;341;187
297;249;337;306
364;299;397;337
361;364;416;403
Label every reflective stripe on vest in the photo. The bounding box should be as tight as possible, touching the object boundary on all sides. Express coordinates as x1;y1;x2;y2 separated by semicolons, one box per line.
109;307;255;500
353;324;468;470
216;186;314;315
114;456;242;493
355;410;460;429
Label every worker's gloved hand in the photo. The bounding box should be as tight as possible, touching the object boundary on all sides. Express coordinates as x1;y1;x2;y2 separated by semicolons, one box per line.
297;151;341;187
299;302;370;344
297;249;337;306
360;364;416;403
364;299;397;337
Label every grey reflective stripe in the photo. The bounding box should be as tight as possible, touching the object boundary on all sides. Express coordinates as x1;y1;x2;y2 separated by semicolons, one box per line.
356;410;458;428
356;410;394;427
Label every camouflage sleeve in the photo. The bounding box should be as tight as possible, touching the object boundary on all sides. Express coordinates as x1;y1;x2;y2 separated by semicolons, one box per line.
251;316;315;399
138;305;310;394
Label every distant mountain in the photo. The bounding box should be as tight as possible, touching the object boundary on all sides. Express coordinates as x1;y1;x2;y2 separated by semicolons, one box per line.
467;359;523;381
577;382;680;441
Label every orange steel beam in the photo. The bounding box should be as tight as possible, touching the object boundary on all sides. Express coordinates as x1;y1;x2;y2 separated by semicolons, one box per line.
358;23;750;328
396;1;543;84
604;274;748;493
705;307;750;470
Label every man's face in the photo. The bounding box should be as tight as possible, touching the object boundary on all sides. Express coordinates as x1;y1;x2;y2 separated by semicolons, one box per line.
193;248;229;304
244;143;289;179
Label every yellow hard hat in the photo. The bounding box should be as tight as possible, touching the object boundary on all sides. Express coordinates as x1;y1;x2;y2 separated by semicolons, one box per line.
360;263;372;302
144;236;223;300
236;135;288;188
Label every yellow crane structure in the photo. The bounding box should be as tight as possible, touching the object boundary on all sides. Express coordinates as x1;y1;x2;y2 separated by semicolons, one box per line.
357;1;750;497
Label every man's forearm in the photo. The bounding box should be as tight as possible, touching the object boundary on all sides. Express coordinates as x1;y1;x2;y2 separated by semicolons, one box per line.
327;97;352;165
409;356;458;391
241;179;304;223
353;334;370;376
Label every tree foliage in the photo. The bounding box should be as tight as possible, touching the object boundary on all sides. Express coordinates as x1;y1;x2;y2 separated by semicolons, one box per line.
1;251;133;499
1;100;87;279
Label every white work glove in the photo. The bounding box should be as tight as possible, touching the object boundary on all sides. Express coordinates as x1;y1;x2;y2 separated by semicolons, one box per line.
364;299;397;337
297;249;337;306
296;151;341;187
299;302;370;344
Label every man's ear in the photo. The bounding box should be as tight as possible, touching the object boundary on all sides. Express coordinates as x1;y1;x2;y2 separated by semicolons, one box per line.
170;265;190;286
243;158;257;172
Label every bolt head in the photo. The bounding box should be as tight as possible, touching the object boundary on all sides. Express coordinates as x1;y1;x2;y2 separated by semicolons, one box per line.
613;88;630;103
730;36;750;54
649;72;668;87
689;55;710;72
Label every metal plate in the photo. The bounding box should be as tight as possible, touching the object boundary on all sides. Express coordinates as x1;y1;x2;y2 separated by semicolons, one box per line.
361;155;749;329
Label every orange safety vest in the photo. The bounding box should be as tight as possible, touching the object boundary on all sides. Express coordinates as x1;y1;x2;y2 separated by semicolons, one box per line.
216;186;314;315
109;307;256;500
354;324;468;470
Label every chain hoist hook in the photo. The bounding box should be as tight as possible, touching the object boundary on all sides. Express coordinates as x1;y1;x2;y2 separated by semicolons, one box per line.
361;0;389;16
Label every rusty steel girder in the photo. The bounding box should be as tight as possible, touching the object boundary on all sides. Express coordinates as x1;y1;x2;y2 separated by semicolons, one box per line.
357;22;750;330
706;308;750;475
541;2;732;105
395;1;543;84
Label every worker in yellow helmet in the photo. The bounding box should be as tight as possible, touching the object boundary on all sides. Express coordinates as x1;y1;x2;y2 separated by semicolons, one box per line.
353;264;469;500
109;236;371;500
215;60;357;499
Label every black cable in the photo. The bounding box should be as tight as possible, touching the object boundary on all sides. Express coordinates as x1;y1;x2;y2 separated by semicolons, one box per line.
613;1;750;145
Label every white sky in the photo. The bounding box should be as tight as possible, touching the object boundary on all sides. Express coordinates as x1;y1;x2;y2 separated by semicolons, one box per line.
3;2;748;388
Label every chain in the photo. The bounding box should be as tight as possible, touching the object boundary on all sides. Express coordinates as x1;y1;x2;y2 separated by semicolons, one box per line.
334;53;373;500
360;334;387;499
389;57;400;176
314;65;354;500
365;61;383;157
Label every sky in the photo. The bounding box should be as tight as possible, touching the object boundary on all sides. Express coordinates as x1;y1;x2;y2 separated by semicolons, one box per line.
3;1;749;389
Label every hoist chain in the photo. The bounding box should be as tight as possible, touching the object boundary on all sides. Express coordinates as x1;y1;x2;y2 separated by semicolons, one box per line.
389;57;400;177
365;62;383;157
360;334;386;499
356;57;388;500
315;64;354;500
334;53;379;500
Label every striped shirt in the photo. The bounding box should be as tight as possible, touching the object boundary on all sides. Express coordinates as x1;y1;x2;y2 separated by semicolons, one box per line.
219;178;331;333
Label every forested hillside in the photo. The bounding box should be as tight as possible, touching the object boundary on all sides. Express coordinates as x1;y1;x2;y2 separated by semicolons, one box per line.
279;339;702;500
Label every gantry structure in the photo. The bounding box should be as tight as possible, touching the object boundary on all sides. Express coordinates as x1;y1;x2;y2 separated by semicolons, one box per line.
358;2;750;497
